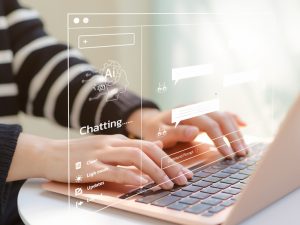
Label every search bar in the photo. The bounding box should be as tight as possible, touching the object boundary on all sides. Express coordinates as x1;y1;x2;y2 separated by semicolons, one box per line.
78;33;135;49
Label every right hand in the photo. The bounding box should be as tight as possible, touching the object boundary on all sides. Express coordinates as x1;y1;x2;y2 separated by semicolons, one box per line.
44;134;193;189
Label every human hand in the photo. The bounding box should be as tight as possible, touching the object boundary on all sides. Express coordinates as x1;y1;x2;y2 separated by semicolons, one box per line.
47;134;193;189
127;108;249;158
9;133;193;189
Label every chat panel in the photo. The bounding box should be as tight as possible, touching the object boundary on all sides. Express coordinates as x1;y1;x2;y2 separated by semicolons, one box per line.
67;13;275;213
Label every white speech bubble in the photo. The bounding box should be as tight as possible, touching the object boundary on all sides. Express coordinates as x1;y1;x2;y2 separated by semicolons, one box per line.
223;70;260;87
172;64;214;85
172;99;220;127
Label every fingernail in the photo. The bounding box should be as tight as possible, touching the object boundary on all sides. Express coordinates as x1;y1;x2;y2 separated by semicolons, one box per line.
223;146;234;159
237;144;247;156
243;143;249;154
161;175;174;189
175;171;188;186
241;121;247;126
182;167;193;179
185;127;198;138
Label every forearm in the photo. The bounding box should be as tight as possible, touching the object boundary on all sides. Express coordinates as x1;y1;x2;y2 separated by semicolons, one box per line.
6;133;49;182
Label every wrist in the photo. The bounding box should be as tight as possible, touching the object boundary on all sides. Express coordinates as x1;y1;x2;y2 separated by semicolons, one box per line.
7;133;52;181
126;108;160;138
42;139;68;181
22;134;51;179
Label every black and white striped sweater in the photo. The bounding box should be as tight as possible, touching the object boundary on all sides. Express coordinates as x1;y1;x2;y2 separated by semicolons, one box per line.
0;0;157;207
0;0;157;129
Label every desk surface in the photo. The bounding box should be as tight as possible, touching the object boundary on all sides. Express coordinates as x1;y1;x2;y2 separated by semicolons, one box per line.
18;179;300;225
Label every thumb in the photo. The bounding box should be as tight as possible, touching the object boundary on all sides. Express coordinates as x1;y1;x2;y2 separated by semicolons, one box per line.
167;125;199;142
153;140;164;149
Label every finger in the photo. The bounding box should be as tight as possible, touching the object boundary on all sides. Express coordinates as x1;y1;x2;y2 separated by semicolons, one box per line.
228;116;249;154
99;147;174;190
140;141;193;184
228;112;247;127
117;139;193;184
160;110;173;125
153;140;164;149
113;134;128;140
187;115;234;159
209;113;248;156
95;164;149;186
165;125;199;143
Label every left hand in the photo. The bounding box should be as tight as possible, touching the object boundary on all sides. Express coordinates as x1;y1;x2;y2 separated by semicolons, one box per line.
127;108;249;159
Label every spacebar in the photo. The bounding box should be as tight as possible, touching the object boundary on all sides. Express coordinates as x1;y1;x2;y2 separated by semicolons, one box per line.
135;190;170;204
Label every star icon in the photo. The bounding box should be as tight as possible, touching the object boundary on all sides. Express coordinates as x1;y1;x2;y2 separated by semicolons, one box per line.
75;175;83;183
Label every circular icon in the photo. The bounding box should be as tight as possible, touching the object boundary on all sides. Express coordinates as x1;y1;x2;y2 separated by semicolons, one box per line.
83;17;89;24
73;17;80;24
97;84;106;92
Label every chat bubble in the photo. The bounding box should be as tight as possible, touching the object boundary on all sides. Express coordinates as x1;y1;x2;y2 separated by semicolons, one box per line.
172;64;214;85
223;70;260;87
172;98;220;127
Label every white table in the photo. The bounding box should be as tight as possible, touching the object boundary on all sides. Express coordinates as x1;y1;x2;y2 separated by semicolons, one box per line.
18;179;300;225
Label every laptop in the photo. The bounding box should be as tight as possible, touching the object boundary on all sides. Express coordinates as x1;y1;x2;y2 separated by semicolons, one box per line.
43;96;300;225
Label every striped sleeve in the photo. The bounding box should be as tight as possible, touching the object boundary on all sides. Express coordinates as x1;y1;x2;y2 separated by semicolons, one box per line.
4;0;158;135
0;124;22;185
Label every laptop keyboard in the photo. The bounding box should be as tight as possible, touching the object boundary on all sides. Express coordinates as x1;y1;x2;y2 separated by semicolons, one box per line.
120;142;265;217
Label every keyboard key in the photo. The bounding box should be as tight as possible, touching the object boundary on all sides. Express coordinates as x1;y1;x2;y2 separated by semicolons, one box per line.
170;185;182;192
252;143;265;151
182;185;202;192
186;181;193;186
241;178;250;184
231;183;245;189
231;163;248;170
167;202;189;211
171;190;191;198
213;172;230;178
143;183;156;190
222;168;240;174
230;173;249;180
220;159;236;165
194;171;211;178
223;188;241;195
202;212;214;217
235;156;246;161
212;163;229;170
179;197;200;205
211;182;231;189
203;176;222;183
239;169;253;176
202;198;222;206
212;193;232;200
221;177;239;185
209;205;225;214
121;187;152;199
152;195;181;207
190;176;202;183
184;203;211;214
201;187;221;194
190;192;210;199
203;167;220;174
136;190;170;204
193;180;212;187
245;160;256;166
221;199;235;207
248;165;256;170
